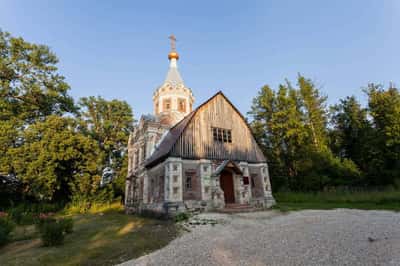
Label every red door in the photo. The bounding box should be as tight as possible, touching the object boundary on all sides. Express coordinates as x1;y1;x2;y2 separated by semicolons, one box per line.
220;170;235;203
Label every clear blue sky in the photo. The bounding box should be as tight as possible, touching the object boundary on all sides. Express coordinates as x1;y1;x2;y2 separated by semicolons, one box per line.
1;1;399;118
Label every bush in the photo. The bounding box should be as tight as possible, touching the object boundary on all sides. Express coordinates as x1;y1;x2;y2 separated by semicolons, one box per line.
59;218;74;234
0;213;16;245
40;221;65;246
7;203;63;225
35;215;74;246
174;212;190;223
35;213;56;233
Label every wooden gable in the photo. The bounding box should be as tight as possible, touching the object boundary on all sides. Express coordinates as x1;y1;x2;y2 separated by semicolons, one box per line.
170;92;266;163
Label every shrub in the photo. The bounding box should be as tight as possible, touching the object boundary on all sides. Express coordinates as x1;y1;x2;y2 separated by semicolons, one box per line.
0;213;16;245
59;218;74;234
8;203;63;225
40;221;65;246
35;213;56;233
174;212;190;223
35;214;74;246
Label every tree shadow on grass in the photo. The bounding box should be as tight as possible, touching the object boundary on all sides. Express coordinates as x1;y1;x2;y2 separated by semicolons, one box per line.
0;212;178;266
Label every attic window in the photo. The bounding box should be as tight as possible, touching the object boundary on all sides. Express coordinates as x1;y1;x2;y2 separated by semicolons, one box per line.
212;127;232;143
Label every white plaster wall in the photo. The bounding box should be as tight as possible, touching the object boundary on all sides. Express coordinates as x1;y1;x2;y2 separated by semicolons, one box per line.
142;172;148;204
166;158;183;202
200;160;212;201
153;86;194;115
239;162;252;203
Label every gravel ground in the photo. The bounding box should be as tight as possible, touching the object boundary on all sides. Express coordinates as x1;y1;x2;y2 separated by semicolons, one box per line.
120;209;400;266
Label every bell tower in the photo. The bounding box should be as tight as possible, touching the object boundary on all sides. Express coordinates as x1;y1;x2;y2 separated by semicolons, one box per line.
153;35;195;127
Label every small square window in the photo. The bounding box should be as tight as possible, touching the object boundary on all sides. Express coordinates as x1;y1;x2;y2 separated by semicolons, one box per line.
185;171;195;191
173;175;178;183
223;130;228;142
173;187;178;195
185;176;192;190
212;127;232;143
173;164;178;171
204;186;209;194
212;128;217;141
243;176;250;185
217;128;223;141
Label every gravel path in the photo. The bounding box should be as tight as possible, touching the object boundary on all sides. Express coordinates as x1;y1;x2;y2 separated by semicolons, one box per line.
120;209;400;266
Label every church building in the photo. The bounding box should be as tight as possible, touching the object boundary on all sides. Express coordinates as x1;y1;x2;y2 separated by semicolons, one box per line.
125;36;275;215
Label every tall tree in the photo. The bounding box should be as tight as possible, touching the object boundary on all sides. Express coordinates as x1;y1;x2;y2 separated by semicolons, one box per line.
8;115;102;201
298;75;328;149
0;29;75;124
249;81;308;190
0;29;75;179
78;96;134;193
364;84;400;185
329;96;371;171
249;75;360;191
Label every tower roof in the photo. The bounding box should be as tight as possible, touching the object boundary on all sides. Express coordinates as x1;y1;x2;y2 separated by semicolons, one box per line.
164;60;184;87
164;34;184;87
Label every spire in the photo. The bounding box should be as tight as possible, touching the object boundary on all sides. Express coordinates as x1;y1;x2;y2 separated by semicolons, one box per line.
164;34;184;87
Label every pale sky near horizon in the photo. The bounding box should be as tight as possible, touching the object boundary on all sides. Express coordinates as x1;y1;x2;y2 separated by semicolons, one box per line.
1;1;399;118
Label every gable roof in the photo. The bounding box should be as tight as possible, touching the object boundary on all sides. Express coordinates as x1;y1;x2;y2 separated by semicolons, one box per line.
145;91;265;168
212;160;243;176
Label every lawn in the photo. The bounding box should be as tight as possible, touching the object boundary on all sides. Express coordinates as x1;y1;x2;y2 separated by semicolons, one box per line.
273;190;400;211
0;210;178;266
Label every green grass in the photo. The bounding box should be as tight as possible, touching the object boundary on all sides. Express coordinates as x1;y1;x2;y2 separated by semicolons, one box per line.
0;209;178;266
273;190;400;212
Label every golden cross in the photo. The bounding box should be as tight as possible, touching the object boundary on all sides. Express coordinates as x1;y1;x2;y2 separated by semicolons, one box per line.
168;34;177;51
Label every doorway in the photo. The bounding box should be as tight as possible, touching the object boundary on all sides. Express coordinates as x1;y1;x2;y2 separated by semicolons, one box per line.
220;170;235;203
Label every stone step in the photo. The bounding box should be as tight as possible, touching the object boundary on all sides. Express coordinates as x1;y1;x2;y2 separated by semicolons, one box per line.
225;204;252;209
218;207;257;213
219;203;257;213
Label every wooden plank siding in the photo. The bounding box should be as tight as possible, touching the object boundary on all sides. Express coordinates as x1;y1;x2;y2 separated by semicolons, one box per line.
170;93;266;162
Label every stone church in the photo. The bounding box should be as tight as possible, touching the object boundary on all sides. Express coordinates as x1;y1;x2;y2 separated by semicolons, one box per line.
125;36;275;215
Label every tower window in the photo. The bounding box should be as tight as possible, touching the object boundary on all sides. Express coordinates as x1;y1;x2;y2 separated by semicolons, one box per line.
178;98;186;112
212;127;232;143
163;98;171;111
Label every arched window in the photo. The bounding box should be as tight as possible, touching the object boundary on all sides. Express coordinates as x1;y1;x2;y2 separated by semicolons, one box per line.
163;98;171;111
178;98;186;112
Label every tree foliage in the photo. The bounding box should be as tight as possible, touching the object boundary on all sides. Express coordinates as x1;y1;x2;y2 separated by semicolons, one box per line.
249;75;361;191
8;116;102;201
0;30;135;205
0;30;75;124
78;96;134;169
